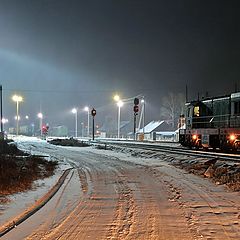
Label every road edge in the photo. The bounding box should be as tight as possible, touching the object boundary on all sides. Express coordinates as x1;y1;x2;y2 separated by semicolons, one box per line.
0;168;72;237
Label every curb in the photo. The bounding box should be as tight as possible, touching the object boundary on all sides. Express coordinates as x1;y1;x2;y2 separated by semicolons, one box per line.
0;168;72;237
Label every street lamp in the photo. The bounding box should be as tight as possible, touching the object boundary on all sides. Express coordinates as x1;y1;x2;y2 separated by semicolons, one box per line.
71;108;78;138
2;118;8;124
116;100;123;139
37;112;43;136
113;94;120;102
114;95;124;139
12;95;23;136
84;106;90;138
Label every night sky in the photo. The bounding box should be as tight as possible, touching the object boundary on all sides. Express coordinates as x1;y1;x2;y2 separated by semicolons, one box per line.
0;0;240;133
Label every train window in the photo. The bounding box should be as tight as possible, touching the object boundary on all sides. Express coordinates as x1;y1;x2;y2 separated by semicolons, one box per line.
194;106;200;117
234;101;240;114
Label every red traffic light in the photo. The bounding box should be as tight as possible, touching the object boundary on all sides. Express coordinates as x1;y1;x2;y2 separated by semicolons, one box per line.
133;105;139;113
91;108;96;116
42;125;49;134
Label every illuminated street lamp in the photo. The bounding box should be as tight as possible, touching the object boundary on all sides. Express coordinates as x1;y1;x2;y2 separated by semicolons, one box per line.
12;94;23;136
71;108;78;138
114;95;124;139
113;94;120;102
2;118;8;124
117;100;123;139
14;115;21;121
37;112;43;136
84;106;90;138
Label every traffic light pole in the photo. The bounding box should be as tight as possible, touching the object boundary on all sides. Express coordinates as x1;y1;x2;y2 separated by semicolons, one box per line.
91;108;96;141
133;113;137;140
133;98;139;141
92;116;95;141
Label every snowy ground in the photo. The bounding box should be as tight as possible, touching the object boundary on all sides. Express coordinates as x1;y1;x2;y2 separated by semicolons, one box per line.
0;137;240;239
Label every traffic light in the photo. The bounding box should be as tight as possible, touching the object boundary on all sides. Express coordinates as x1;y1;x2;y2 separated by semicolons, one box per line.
133;105;139;113
133;98;139;114
42;125;49;135
91;108;96;117
134;97;139;105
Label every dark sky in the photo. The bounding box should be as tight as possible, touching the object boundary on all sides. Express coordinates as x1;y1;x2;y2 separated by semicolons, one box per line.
0;0;240;132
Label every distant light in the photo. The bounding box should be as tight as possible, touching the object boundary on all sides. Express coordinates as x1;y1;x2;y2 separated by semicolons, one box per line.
2;118;8;124
25;115;29;120
114;95;120;102
37;113;43;119
84;106;89;112
71;108;77;114
12;95;23;102
141;99;145;103
117;100;123;107
15;116;21;120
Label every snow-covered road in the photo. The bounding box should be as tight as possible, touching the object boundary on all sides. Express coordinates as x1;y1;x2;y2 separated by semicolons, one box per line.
1;138;240;239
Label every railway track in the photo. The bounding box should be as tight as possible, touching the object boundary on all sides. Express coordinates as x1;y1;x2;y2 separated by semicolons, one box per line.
94;140;240;162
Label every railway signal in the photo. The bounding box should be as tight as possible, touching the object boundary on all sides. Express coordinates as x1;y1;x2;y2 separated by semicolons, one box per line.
133;105;139;113
134;97;139;105
133;98;139;140
91;108;96;140
91;108;96;117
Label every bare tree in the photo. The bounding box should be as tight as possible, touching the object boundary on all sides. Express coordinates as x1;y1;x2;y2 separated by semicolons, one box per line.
160;92;185;129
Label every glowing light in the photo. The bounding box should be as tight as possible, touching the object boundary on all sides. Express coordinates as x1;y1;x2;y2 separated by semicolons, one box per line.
114;95;120;102
84;106;89;112
192;134;197;140
25;115;29;120
71;108;77;114
117;100;123;108
37;113;43;119
2;118;8;124
15;116;21;120
12;95;23;102
229;134;236;141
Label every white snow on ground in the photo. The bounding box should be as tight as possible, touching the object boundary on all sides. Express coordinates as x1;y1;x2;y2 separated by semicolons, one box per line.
1;136;240;239
0;136;72;225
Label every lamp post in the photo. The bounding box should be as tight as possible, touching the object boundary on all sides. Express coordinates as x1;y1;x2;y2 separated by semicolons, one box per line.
84;106;90;138
117;100;123;139
81;122;84;137
71;108;78;138
12;95;23;136
114;95;123;139
37;112;43;137
141;98;145;134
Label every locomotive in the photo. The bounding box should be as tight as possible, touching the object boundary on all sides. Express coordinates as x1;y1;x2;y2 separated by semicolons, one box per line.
179;91;240;151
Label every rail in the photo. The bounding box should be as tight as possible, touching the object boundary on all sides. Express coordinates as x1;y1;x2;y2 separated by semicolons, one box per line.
93;140;240;162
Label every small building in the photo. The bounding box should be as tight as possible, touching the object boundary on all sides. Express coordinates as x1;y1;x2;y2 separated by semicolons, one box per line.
137;120;175;141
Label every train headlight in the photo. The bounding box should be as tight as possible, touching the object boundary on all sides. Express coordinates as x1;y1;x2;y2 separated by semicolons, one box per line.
229;134;236;141
192;134;197;140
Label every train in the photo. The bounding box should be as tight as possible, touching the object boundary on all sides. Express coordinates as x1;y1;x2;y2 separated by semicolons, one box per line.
179;91;240;151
